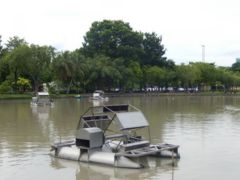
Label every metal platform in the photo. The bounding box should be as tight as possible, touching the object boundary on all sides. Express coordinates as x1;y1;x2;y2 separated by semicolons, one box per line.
51;104;180;169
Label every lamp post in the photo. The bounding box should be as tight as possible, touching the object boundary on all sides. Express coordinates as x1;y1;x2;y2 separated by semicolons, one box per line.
202;45;205;62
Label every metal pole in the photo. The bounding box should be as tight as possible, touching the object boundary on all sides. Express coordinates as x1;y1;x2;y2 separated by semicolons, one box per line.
147;127;151;144
202;45;205;62
172;150;175;166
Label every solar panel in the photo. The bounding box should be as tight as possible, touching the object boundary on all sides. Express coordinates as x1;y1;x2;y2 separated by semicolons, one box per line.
115;111;149;130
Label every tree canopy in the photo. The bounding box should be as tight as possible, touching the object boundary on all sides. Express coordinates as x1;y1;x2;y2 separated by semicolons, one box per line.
0;20;239;94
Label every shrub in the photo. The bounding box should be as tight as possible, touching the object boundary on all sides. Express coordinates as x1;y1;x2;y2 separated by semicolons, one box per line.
0;81;12;93
17;77;31;92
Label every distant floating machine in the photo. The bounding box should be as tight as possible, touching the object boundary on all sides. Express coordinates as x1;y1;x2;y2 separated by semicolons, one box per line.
31;92;54;107
90;90;109;101
75;94;81;99
51;104;180;169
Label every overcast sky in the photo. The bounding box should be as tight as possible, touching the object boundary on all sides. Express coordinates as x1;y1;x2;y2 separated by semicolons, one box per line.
1;0;240;66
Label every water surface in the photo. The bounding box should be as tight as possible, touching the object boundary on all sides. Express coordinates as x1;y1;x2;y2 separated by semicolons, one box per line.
0;96;240;180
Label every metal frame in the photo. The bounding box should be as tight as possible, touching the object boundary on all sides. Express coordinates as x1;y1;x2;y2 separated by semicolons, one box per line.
77;104;151;141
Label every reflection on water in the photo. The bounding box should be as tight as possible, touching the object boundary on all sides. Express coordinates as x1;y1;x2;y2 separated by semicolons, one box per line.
1;96;240;180
50;157;177;180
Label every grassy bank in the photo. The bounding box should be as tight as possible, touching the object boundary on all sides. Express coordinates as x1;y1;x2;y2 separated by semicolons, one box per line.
0;93;91;100
0;93;33;100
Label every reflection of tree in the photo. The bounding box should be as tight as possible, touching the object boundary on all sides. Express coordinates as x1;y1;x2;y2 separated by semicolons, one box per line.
0;100;50;153
0;99;93;157
32;106;52;137
138;96;228;143
107;96;229;143
49;99;90;139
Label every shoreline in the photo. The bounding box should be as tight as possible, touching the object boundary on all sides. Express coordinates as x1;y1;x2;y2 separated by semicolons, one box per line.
1;91;240;100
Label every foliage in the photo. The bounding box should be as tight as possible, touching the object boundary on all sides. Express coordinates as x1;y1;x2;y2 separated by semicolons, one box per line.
176;64;201;88
0;56;10;82
145;66;166;87
5;36;27;51
1;20;240;94
141;32;167;66
17;77;30;92
3;44;31;91
0;35;3;58
0;80;12;93
25;44;54;92
231;61;240;72
82;20;143;61
87;55;121;91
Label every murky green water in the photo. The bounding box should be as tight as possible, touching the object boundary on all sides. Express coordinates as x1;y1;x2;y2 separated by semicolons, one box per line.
0;96;240;180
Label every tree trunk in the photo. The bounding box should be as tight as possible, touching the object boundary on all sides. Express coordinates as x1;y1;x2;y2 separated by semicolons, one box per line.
13;69;18;92
34;80;39;94
66;79;73;94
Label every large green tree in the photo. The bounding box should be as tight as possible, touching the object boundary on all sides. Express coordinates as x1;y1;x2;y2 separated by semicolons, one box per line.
190;62;218;90
0;37;29;91
71;50;89;93
52;51;75;93
82;20;143;61
25;45;55;93
141;32;167;67
231;61;240;72
176;64;201;89
144;66;166;88
5;36;27;51
3;44;30;91
0;35;8;82
87;55;121;91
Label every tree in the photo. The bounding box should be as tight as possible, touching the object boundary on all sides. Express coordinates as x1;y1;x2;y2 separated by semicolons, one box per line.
176;64;200;89
164;59;176;69
128;61;143;90
141;32;167;67
3;44;31;91
25;45;54;93
0;58;9;82
190;62;218;91
82;20;143;61
1;37;29;91
17;77;31;92
5;36;27;51
215;67;240;92
52;50;88;93
0;35;3;58
71;50;89;93
144;66;166;88
231;61;240;72
87;55;121;91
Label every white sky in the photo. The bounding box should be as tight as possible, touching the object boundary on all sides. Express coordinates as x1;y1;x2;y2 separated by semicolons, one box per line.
1;0;240;67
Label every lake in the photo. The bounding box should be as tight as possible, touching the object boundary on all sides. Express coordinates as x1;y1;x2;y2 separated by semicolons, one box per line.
0;96;240;180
